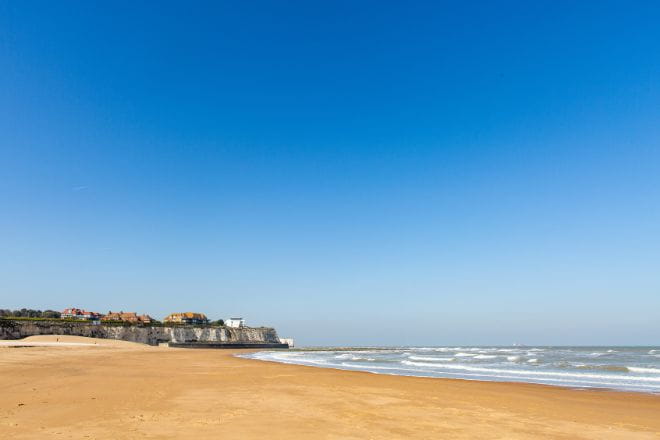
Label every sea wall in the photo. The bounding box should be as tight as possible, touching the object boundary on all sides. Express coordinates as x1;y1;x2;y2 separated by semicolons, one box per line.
0;320;281;346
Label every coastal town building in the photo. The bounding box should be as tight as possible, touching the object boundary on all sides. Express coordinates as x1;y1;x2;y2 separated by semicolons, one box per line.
164;312;208;325
225;317;245;328
101;311;153;324
61;308;103;321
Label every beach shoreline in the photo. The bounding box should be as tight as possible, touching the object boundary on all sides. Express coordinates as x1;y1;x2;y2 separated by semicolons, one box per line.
239;352;660;396
242;346;660;394
2;336;659;439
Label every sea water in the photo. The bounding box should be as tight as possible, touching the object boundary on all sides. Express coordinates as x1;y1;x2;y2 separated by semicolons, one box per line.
242;346;660;393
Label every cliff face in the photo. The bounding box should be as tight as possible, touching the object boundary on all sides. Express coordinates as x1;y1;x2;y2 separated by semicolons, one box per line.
0;320;280;346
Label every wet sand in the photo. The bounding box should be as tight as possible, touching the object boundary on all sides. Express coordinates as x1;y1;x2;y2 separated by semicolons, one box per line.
1;336;659;439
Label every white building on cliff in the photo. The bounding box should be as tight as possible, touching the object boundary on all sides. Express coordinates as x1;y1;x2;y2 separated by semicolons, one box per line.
225;317;245;328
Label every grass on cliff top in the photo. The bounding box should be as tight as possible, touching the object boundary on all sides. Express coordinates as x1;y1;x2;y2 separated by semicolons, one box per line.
0;317;272;330
0;318;218;328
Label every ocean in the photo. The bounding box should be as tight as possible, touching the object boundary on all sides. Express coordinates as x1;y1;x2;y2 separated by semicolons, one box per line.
243;346;660;393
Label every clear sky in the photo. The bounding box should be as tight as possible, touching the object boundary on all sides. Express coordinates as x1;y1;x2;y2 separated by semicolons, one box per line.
1;1;659;346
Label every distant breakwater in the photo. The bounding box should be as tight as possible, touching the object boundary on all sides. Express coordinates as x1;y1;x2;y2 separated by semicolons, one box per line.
0;319;282;346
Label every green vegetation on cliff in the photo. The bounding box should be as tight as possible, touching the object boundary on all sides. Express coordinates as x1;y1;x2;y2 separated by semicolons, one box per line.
0;309;61;319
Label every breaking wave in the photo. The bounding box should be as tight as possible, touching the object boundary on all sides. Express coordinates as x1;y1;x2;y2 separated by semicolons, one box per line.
242;346;660;393
408;355;455;362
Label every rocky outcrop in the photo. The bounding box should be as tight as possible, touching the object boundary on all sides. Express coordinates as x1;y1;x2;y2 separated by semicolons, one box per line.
0;319;281;346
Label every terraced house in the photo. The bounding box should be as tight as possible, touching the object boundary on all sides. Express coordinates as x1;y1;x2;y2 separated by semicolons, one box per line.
163;312;208;325
61;307;103;321
102;311;153;324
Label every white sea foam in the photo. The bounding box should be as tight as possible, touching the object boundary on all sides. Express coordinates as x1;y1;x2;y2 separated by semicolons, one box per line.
252;353;656;391
628;367;660;374
590;350;616;357
417;347;455;352
241;347;660;393
398;361;660;382
408;355;455;362
402;360;448;368
341;362;399;370
334;354;376;361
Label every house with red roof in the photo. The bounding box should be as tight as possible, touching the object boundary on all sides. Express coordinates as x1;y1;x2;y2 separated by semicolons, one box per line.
101;311;153;324
61;307;103;321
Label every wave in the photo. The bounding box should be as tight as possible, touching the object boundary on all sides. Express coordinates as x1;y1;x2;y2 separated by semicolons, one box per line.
402;360;449;368
589;351;617;357
408;355;455;362
257;355;330;366
416;347;457;352
340;362;400;370
327;364;660;391
628;367;660;374
241;349;660;393
399;361;660;382
334;353;376;361
563;364;660;374
340;361;658;389
573;364;629;373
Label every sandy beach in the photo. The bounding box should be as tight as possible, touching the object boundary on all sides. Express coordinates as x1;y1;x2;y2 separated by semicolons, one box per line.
1;336;659;439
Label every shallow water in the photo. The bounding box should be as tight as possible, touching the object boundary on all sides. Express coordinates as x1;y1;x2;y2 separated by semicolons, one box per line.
243;346;660;393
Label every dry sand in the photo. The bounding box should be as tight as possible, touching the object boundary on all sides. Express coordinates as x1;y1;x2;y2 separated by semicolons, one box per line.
1;336;659;439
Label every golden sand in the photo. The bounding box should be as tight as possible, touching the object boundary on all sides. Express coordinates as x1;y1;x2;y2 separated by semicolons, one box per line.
1;336;659;439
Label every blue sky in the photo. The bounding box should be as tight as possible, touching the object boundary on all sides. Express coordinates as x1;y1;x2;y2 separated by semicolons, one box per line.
1;1;659;345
